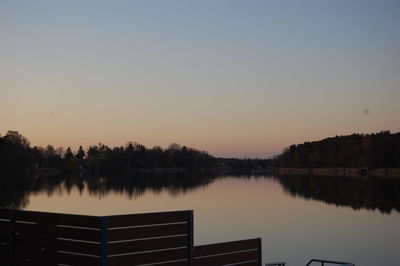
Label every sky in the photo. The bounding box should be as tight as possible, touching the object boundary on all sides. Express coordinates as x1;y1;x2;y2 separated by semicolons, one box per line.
1;0;399;158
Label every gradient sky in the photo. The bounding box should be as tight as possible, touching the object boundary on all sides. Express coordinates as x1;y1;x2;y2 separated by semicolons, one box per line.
1;0;399;158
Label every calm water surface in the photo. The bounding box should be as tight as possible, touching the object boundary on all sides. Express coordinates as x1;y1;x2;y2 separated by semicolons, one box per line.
5;174;400;266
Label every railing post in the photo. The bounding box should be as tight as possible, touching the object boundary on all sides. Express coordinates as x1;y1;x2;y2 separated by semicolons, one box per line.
9;209;16;266
100;216;109;266
188;211;194;266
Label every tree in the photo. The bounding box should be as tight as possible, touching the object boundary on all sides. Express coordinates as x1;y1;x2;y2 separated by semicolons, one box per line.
75;146;85;160
168;143;182;151
64;147;74;160
0;132;32;175
4;131;30;148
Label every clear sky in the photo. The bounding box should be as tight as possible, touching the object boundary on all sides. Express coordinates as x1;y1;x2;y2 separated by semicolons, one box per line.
1;0;399;158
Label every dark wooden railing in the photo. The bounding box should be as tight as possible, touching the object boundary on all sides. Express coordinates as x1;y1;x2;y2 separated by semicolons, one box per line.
194;238;262;266
0;209;13;266
0;209;261;266
106;210;193;266
14;210;102;266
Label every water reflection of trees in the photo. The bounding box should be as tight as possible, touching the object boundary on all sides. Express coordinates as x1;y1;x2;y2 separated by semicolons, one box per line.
275;175;400;214
0;172;218;209
1;173;400;214
0;178;30;209
86;172;217;199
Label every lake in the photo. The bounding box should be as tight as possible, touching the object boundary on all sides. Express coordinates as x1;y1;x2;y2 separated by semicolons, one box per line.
2;173;400;266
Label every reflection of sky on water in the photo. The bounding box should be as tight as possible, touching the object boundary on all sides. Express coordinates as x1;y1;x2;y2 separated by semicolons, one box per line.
10;174;400;266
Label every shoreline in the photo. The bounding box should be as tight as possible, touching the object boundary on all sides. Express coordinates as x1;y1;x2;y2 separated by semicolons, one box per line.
274;167;400;178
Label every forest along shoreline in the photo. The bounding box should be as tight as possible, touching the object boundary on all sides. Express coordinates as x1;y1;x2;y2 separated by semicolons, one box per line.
274;167;400;178
272;131;400;178
2;130;400;178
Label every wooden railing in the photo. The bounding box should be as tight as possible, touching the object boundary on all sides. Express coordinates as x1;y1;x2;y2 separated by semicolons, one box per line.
14;210;102;265
0;209;261;266
194;238;262;266
0;209;13;266
106;211;193;266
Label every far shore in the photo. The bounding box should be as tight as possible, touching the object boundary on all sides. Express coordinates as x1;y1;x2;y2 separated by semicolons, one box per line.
274;167;400;178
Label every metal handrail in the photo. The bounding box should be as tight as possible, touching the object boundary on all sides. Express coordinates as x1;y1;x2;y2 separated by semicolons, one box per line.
266;262;286;266
306;259;355;266
266;258;354;266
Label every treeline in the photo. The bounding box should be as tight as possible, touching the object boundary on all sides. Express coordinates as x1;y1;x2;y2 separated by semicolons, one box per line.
83;142;216;174
0;131;217;176
274;131;400;168
0;131;271;177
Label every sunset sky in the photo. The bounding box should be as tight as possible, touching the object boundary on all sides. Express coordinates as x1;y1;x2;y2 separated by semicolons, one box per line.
1;0;399;158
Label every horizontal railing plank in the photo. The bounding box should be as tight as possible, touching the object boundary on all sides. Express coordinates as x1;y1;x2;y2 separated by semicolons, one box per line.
0;221;12;236
15;222;101;242
14;244;53;258
0;237;10;246
108;223;187;242
56;238;100;256
14;245;100;266
0;209;13;220
231;262;260;266
56;251;100;266
108;247;187;266
15;210;101;228
13;247;58;266
107;210;190;228
14;249;99;266
146;259;189;266
194;249;259;266
195;239;260;257
14;256;57;266
108;235;188;255
0;244;9;257
15;234;100;256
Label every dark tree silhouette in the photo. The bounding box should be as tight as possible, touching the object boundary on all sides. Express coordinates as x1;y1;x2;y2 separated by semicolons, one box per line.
274;131;400;168
75;146;85;160
64;147;74;160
